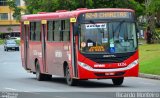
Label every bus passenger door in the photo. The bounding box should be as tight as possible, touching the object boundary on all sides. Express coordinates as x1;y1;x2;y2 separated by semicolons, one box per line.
71;22;78;78
41;20;47;73
24;25;30;69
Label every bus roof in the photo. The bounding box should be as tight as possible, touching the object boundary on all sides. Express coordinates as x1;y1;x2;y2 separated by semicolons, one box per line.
21;8;134;21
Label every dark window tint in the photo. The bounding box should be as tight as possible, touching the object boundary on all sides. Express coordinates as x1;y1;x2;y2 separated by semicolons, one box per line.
62;20;70;41
47;20;70;42
21;23;24;40
30;22;36;41
54;21;61;41
30;22;41;41
0;13;8;20
47;21;55;41
0;0;7;6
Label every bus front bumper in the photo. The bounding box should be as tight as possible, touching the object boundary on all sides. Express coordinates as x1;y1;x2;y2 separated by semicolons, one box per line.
77;59;139;79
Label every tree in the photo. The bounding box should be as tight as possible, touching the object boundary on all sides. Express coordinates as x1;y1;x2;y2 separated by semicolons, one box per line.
24;0;78;14
23;0;144;17
9;0;145;22
146;0;160;14
7;0;24;21
145;0;160;43
76;0;144;17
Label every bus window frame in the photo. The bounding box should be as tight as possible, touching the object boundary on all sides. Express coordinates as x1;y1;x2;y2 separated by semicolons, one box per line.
29;21;42;42
77;12;138;55
47;19;70;43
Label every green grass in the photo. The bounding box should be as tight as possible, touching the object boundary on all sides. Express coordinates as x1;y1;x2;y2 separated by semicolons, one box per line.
0;39;5;45
0;39;20;45
15;40;20;45
139;44;160;75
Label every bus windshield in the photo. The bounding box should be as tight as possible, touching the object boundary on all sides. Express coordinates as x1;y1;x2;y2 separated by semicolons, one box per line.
79;21;137;54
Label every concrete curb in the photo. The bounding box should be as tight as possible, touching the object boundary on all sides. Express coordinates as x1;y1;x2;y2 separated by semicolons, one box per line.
139;73;160;80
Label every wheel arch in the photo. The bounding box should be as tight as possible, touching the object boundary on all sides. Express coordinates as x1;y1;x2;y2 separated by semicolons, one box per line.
63;61;68;76
34;58;38;71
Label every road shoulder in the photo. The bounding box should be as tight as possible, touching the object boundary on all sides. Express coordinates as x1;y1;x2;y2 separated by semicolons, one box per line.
139;73;160;80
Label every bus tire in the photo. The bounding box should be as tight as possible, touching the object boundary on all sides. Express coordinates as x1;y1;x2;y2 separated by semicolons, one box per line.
112;77;124;86
35;61;45;81
44;74;52;81
16;48;19;51
6;48;8;51
65;66;77;86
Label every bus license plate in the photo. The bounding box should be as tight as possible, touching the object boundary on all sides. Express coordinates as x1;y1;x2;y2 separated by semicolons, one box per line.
105;72;115;76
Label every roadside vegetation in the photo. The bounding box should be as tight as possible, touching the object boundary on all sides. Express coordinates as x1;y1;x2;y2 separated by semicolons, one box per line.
0;39;5;45
0;39;20;45
15;40;20;45
139;43;160;75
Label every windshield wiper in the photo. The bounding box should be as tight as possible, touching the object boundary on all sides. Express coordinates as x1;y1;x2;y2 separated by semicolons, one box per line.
113;20;125;33
112;20;126;42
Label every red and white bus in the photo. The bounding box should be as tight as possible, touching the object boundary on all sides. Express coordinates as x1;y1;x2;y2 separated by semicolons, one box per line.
20;8;138;86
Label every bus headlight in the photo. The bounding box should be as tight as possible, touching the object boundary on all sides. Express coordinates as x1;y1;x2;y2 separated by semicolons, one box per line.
78;61;93;71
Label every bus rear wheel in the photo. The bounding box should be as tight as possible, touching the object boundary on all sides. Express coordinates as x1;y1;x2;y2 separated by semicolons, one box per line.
35;61;52;81
36;61;44;81
112;77;124;86
65;66;77;86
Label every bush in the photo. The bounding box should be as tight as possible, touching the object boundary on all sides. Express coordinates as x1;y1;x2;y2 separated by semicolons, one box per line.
154;28;160;43
0;39;5;45
15;40;20;45
0;39;20;45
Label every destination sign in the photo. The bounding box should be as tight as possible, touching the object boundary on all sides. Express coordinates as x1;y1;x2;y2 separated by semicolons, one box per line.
85;12;132;19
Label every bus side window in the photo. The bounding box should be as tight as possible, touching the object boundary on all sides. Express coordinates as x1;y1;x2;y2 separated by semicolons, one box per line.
60;20;65;41
35;22;41;41
47;21;55;41
54;20;61;41
62;20;70;41
30;22;41;41
21;23;24;40
30;22;36;41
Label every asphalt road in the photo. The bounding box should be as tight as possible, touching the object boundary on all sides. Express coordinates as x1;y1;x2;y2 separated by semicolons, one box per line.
0;45;160;98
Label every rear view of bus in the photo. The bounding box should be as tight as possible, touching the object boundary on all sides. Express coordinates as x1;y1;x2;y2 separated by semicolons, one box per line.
71;9;138;85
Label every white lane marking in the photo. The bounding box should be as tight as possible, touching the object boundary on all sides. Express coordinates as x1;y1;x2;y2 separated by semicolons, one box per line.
25;92;41;95
4;88;40;94
55;96;67;98
5;88;17;91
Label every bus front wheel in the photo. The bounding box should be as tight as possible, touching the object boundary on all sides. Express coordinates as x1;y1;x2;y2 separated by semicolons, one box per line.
112;77;124;86
65;66;77;86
